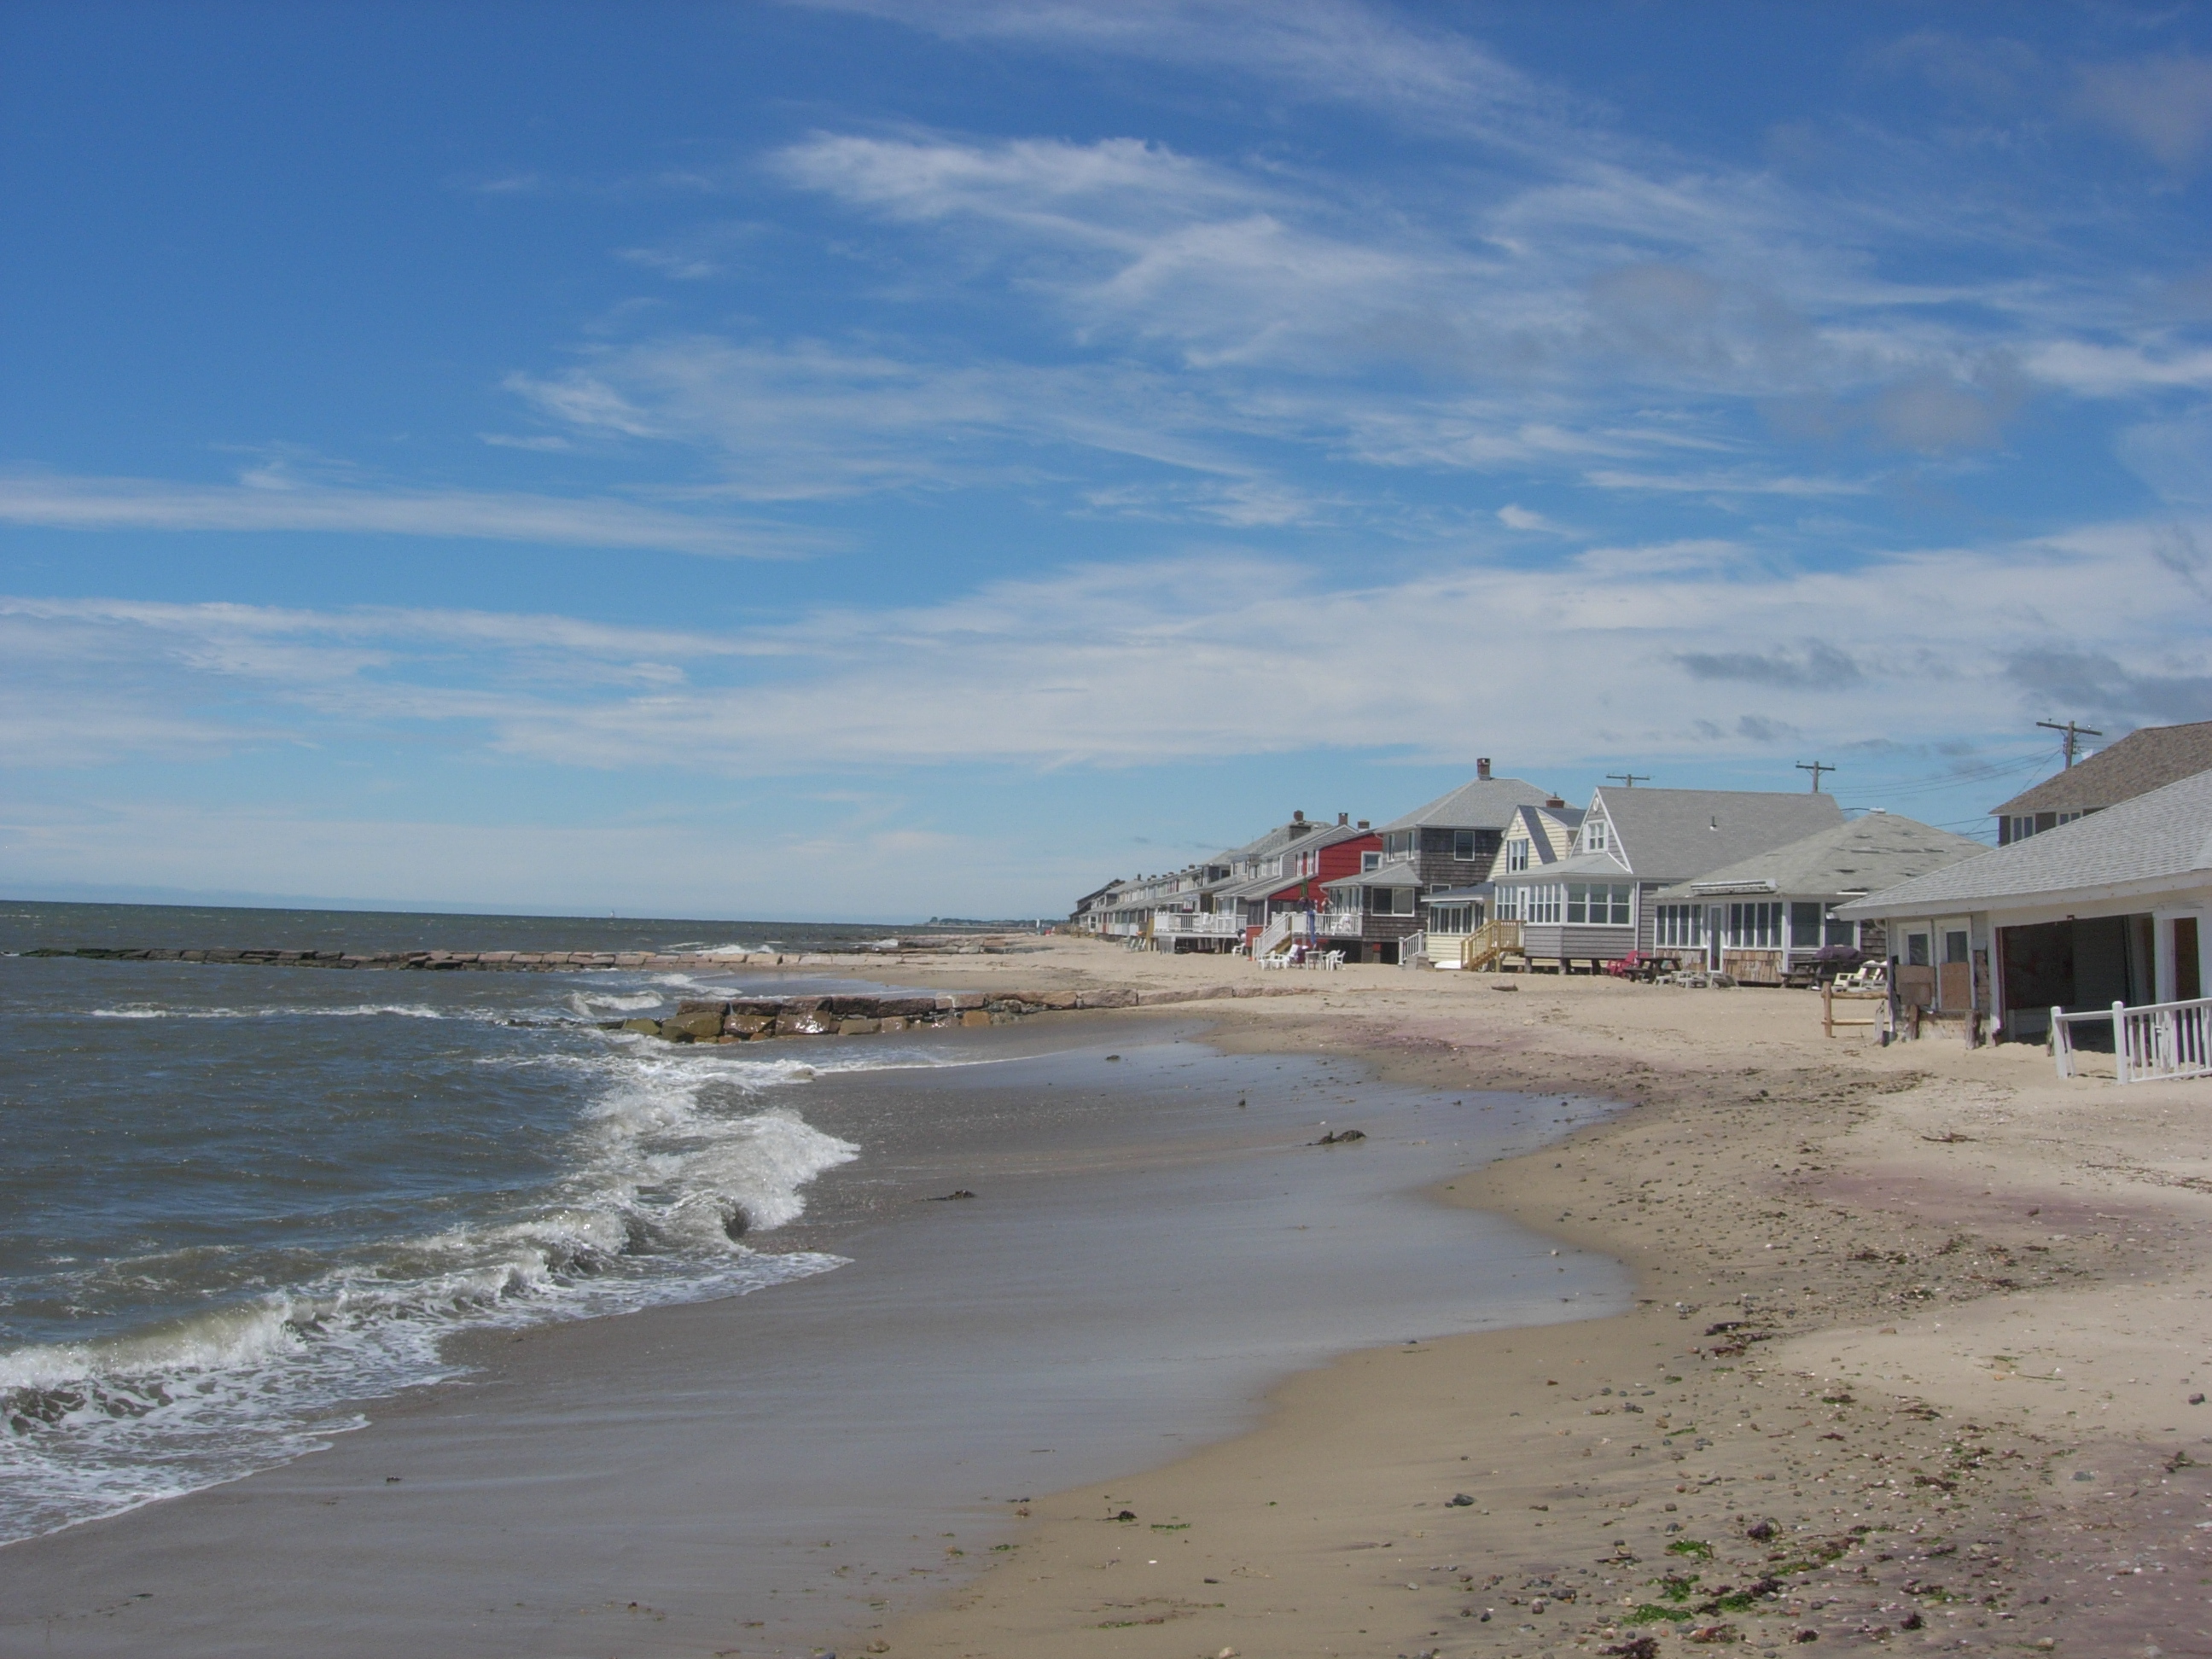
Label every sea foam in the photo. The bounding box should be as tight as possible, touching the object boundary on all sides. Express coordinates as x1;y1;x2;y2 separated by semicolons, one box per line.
0;1033;866;1545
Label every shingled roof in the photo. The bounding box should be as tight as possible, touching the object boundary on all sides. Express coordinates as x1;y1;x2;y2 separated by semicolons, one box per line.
1377;775;1556;832
1993;719;2212;818
1655;812;1988;901
1842;764;2212;918
1589;787;1844;884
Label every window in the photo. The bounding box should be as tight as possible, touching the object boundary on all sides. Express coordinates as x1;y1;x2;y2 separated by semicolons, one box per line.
1505;838;1530;873
1523;885;1563;924
1361;851;1380;871
1726;902;1783;948
1384;831;1415;861
1494;885;1521;920
1370;886;1416;916
1789;901;1824;946
1944;929;1970;965
1584;818;1609;854
1428;904;1473;934
1565;883;1633;925
1825;914;1856;948
1452;830;1476;860
1906;932;1930;968
1656;904;1704;946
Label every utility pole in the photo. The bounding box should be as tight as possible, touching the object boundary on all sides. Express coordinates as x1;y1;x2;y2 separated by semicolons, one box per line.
1605;772;1650;789
2036;719;2103;769
1796;760;1836;794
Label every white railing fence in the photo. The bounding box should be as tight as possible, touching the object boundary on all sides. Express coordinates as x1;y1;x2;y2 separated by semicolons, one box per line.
2053;997;2212;1083
1152;913;1242;938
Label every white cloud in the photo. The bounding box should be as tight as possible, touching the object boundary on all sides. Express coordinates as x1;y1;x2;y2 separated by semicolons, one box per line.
784;0;1571;150
0;471;820;558
9;515;2208;777
2076;54;2212;169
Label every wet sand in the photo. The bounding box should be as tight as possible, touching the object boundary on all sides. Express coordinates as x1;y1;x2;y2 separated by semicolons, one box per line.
875;941;2212;1657
0;1016;1621;1657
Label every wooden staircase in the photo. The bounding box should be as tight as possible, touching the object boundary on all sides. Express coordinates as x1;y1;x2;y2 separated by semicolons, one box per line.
1460;918;1525;972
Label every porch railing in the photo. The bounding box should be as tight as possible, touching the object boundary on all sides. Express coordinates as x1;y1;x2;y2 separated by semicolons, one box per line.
1151;912;1242;938
2054;997;2212;1083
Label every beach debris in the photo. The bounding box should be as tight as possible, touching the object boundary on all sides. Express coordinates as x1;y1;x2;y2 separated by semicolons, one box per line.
1447;1492;1476;1506
1600;1639;1660;1659
1489;981;1518;992
927;1190;977;1202
1312;1128;1366;1144
1104;1054;1121;1062
1744;1518;1776;1541
1114;1509;1138;1521
1685;1624;1739;1644
1792;1632;1819;1644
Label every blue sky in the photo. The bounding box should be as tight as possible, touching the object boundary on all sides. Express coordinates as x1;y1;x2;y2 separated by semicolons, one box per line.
5;1;2212;920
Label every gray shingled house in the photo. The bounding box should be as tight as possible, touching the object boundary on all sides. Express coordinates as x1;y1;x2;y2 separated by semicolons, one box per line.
1318;762;1555;963
1841;765;2212;1045
1994;719;2212;844
1490;786;1844;972
1650;812;1988;981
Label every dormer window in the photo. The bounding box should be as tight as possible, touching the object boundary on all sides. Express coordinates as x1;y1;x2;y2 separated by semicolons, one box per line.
1505;838;1530;873
1584;818;1610;855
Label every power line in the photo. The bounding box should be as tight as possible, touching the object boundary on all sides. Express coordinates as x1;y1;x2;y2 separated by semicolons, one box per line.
2035;718;2103;768
1796;760;1836;794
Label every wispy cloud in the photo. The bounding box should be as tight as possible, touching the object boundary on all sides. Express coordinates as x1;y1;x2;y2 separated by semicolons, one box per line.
0;471;821;558
10;513;2208;774
2076;54;2212;170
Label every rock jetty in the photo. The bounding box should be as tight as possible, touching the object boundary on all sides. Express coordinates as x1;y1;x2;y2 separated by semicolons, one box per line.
17;946;960;972
621;983;1304;1043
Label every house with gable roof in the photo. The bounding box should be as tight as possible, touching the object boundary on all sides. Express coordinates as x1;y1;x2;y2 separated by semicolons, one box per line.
1489;785;1844;972
1314;761;1556;963
1994;719;2212;846
1840;764;2212;1045
1650;812;1988;981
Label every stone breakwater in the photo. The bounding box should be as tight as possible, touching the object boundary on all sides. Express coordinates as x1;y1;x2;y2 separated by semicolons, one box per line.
17;946;960;972
624;983;1307;1043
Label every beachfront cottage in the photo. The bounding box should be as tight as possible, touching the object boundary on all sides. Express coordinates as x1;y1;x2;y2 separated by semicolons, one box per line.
1313;762;1556;964
1838;765;2212;1057
1145;812;1378;953
1220;818;1382;956
1489;786;1845;972
1648;812;1988;984
1993;719;2212;845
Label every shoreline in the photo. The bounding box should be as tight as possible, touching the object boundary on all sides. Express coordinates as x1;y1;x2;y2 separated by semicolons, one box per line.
0;997;1617;1659
8;934;2210;1654
864;940;2212;1656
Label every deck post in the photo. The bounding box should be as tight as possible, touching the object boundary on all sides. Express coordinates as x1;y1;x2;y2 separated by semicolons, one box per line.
2051;1005;2069;1078
2114;1000;2130;1085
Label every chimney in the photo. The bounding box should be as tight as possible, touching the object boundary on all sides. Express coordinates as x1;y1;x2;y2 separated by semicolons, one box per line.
1476;757;1492;781
1292;810;1305;823
1337;812;1348;825
1545;796;1564;810
1357;819;1370;830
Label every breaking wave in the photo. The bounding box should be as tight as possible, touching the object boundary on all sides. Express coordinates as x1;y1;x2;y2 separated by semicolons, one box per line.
0;1038;867;1545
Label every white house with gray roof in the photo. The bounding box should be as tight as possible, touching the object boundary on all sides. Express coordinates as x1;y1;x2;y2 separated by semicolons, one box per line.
1650;812;1989;979
1490;786;1845;971
1838;765;2212;1043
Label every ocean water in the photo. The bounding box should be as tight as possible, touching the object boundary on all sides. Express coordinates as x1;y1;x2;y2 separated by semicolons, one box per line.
0;902;949;1545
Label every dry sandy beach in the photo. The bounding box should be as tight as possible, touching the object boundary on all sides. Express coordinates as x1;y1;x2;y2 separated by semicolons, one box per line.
858;936;2212;1658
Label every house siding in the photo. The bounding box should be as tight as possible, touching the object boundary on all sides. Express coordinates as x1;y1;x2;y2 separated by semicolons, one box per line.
1522;923;1638;963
